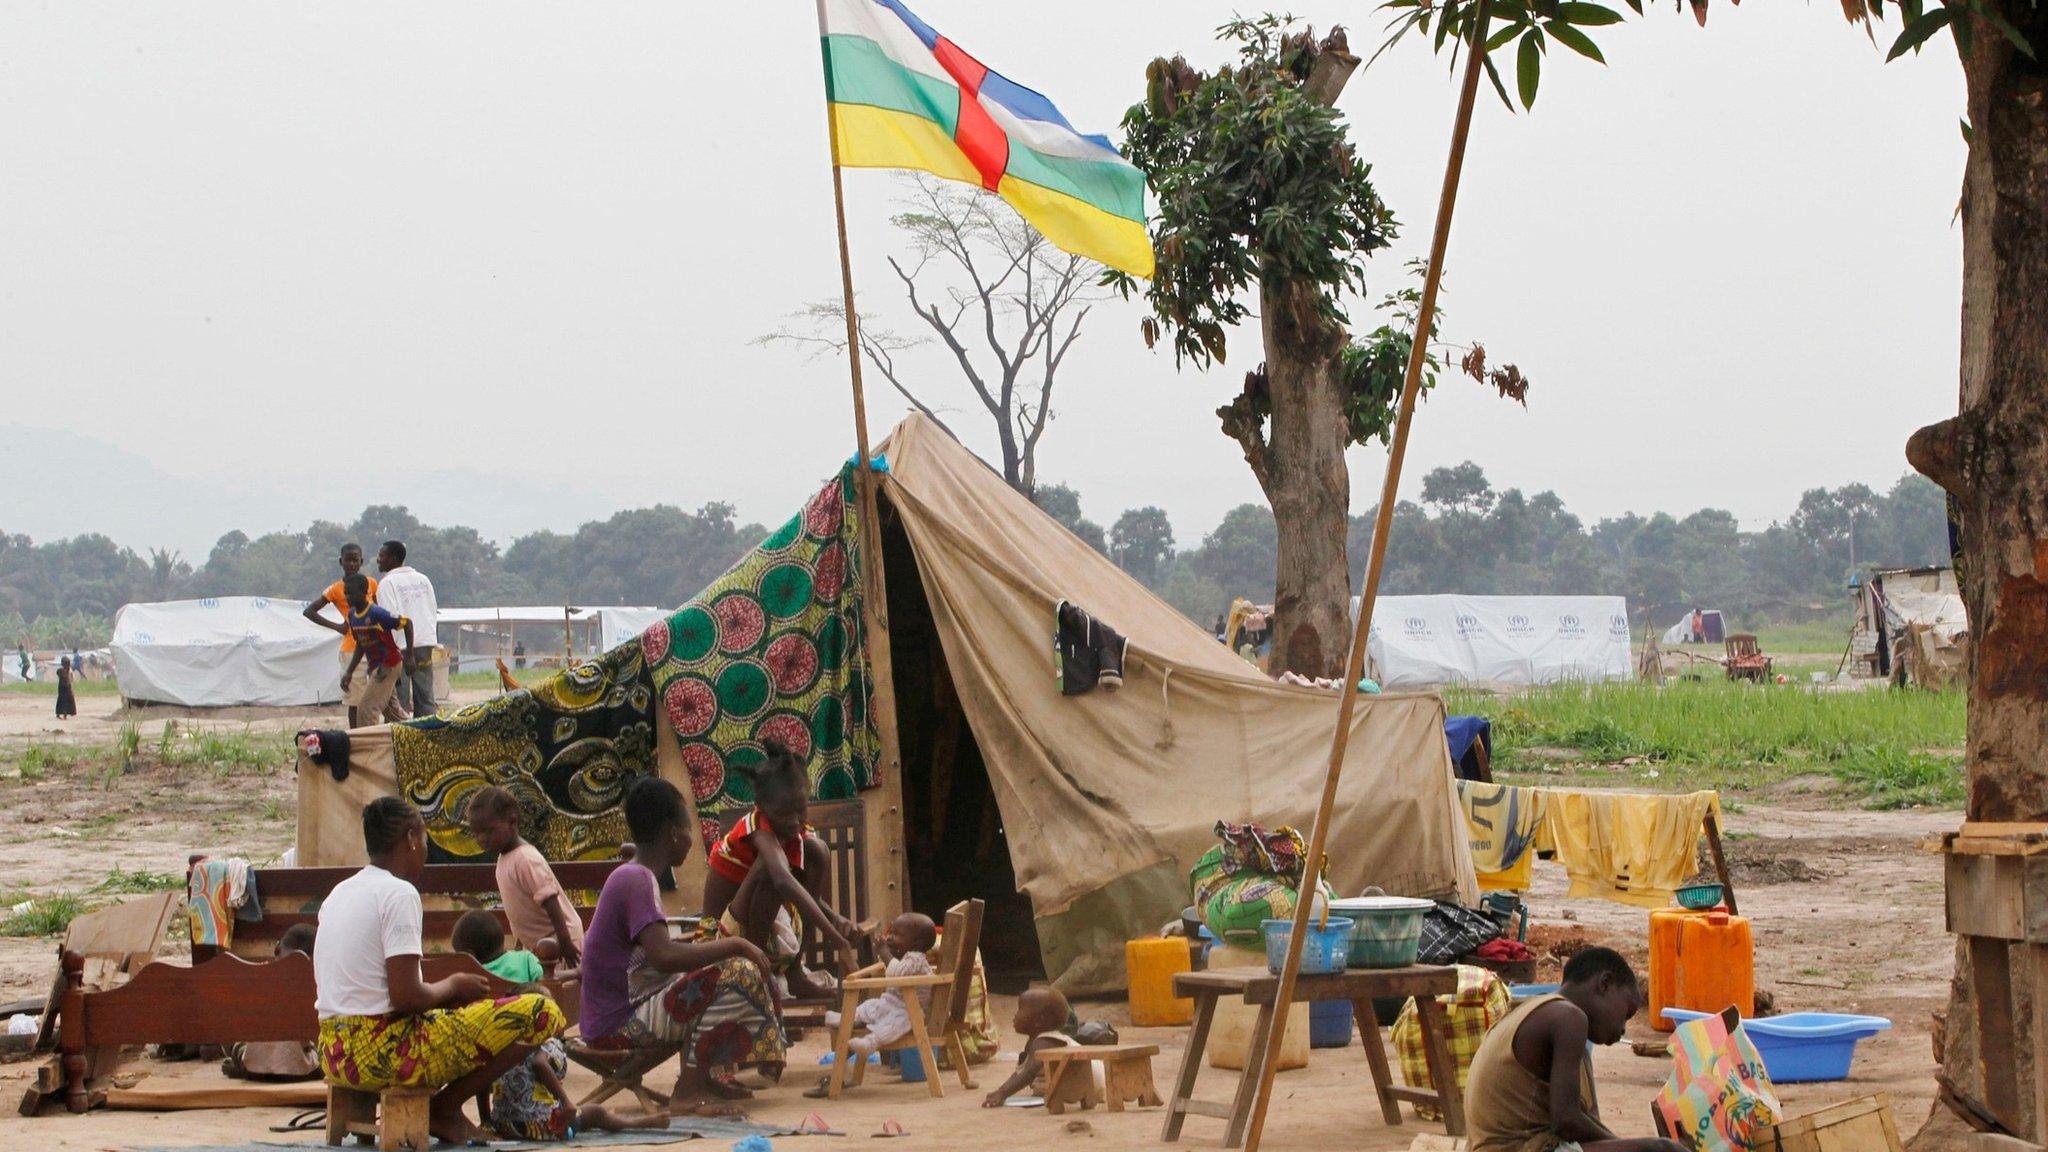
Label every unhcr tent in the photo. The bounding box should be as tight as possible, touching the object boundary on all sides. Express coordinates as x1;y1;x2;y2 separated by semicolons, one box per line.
113;597;342;707
298;415;1477;992
1359;594;1633;689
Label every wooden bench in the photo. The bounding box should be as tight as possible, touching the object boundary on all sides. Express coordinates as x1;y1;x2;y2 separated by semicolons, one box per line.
1038;1043;1163;1114
40;950;528;1116
191;857;628;958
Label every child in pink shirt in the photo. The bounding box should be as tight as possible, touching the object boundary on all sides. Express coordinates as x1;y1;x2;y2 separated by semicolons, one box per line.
468;787;584;968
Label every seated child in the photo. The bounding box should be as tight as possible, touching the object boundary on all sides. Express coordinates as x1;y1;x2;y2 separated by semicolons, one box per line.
701;739;859;997
467;785;585;969
481;987;673;1142
982;987;1095;1107
1463;946;1685;1152
222;924;320;1081
452;909;544;985
827;913;939;1055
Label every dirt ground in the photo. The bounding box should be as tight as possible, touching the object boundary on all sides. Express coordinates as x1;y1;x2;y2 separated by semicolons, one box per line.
0;688;1959;1150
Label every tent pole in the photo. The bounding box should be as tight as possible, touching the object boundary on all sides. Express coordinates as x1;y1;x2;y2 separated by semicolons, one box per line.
1240;4;1492;1148
818;0;910;925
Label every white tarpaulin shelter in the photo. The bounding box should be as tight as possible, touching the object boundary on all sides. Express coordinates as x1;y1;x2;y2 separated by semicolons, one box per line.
112;597;342;707
1358;594;1634;688
436;606;667;663
1660;609;1729;646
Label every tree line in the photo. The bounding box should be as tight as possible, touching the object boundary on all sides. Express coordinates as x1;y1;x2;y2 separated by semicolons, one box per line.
0;464;1948;648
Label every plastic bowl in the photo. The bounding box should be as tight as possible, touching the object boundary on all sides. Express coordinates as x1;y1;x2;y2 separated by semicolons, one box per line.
1329;896;1433;968
1509;983;1561;1000
1660;1009;1892;1082
1674;883;1725;910
1262;916;1354;975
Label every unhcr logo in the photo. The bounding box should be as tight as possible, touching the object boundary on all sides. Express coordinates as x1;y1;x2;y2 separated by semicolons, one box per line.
1404;615;1430;636
1609;613;1629;637
1557;613;1585;637
1455;613;1479;637
1506;613;1535;637
200;598;220;609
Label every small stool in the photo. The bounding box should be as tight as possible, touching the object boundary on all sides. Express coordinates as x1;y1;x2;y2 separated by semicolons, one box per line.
325;1083;431;1151
1038;1044;1163;1114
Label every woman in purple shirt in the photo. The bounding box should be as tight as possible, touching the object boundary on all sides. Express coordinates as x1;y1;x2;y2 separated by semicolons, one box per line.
582;778;784;1114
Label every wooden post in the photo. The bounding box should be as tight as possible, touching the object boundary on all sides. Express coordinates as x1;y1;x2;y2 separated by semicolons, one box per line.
562;607;574;668
1704;811;1738;915
1240;3;1493;1148
816;0;908;923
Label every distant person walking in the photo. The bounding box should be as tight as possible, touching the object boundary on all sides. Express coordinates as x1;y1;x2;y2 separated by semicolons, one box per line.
375;541;440;719
304;544;378;726
340;573;415;725
55;656;76;720
15;644;29;682
513;641;526;670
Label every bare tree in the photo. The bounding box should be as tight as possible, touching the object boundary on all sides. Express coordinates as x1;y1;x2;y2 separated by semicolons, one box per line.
758;174;1106;493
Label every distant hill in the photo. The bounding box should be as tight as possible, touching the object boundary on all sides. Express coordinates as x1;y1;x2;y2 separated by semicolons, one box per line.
0;424;627;556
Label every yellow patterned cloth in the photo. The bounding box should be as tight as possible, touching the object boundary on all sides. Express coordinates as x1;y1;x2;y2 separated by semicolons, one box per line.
1392;964;1511;1122
317;993;565;1092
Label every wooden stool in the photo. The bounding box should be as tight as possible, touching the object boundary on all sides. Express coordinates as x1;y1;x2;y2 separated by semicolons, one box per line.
1038;1043;1163;1114
325;1083;431;1151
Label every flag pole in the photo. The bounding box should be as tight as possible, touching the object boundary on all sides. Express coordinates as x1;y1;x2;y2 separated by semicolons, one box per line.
1240;2;1493;1148
815;0;909;924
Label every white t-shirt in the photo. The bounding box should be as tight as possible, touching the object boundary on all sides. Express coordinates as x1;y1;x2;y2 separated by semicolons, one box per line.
375;566;439;652
315;865;424;1019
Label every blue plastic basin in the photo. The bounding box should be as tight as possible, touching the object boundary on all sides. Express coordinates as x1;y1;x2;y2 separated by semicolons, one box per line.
1661;1009;1892;1082
1509;983;1561;1000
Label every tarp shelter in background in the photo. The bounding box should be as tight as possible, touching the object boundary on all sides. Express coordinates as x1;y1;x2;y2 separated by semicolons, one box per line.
112;597;341;707
436;606;666;668
1357;594;1633;689
1660;608;1728;646
1851;566;1968;687
298;414;1478;993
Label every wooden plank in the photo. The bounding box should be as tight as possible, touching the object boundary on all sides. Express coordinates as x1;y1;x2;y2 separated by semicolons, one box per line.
1949;855;2030;940
1705;812;1738;916
252;860;624;898
1175;964;1458;1006
2033;945;2048;1145
1177;1099;1236;1121
1959;823;2048;839
76;952;317;1047
63;893;178;960
103;1081;327;1111
1973;939;2023;1133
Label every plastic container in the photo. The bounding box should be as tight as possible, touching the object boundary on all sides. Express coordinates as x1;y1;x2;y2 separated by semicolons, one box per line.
1329;897;1433;968
1674;883;1725;910
1126;936;1195;1026
1649;906;1712;1033
1308;999;1353;1048
1205;944;1309;1071
898;1045;926;1082
1509;983;1560;1000
1262;916;1354;976
1660;1010;1892;1082
1674;910;1754;1022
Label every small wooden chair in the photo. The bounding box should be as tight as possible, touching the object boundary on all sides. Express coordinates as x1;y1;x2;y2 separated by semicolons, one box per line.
1725;633;1772;682
1038;1043;1164;1114
826;899;984;1099
326;1084;430;1151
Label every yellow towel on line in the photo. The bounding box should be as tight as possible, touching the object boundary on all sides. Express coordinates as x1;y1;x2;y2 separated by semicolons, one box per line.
1540;789;1720;909
1458;781;1546;892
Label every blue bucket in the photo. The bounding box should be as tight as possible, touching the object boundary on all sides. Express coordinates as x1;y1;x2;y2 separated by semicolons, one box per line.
898;1045;927;1083
1309;1000;1353;1048
1262;917;1354;975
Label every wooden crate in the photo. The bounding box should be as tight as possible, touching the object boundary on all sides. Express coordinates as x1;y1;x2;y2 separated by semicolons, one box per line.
1756;1094;1903;1152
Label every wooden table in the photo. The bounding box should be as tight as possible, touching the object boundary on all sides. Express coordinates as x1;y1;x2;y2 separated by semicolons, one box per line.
1162;964;1465;1148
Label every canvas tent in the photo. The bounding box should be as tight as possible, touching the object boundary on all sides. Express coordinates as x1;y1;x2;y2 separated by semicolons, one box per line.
297;415;1477;993
1356;594;1633;689
1660;608;1728;646
112;597;342;707
1852;566;1968;686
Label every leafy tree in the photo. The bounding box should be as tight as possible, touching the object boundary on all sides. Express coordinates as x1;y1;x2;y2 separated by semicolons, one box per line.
1189;504;1281;601
1032;484;1108;554
1421;461;1497;515
1111;506;1176;585
1117;17;1527;676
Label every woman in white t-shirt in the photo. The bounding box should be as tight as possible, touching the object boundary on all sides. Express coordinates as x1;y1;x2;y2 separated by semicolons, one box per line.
315;797;566;1146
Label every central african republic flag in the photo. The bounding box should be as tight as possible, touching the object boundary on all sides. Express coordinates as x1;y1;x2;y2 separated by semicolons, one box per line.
818;0;1154;278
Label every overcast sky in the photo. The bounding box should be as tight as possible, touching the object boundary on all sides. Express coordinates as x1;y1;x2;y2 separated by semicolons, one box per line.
0;2;1966;557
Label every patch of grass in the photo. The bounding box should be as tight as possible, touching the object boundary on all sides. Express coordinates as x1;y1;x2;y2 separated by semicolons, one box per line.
10;741;89;783
0;893;89;937
1452;680;1965;809
93;867;181;894
158;726;293;776
0;678;120;697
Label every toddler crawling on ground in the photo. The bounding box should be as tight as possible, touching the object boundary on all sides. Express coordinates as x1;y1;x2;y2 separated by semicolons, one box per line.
982;987;1117;1107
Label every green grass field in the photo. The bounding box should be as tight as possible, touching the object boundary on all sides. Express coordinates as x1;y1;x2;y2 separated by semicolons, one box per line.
1444;680;1966;809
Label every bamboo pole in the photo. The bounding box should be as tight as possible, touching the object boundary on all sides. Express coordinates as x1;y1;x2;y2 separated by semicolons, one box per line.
1240;4;1494;1148
815;0;910;921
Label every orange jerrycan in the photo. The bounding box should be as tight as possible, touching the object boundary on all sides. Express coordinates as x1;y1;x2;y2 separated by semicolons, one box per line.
1125;936;1194;1026
1648;907;1710;1033
1674;910;1754;1022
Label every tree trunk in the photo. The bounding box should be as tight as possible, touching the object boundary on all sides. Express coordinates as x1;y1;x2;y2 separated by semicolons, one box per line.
1905;4;2048;1143
1260;277;1353;679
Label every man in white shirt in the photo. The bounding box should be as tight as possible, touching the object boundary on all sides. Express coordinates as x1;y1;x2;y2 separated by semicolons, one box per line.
375;541;439;718
315;797;564;1144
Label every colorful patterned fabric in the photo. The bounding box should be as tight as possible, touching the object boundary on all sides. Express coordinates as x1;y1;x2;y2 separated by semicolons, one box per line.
1392;963;1511;1122
393;642;656;863
316;992;566;1092
490;1038;573;1142
1654;1008;1780;1151
642;469;880;840
187;857;247;947
614;956;787;1079
1211;820;1308;882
